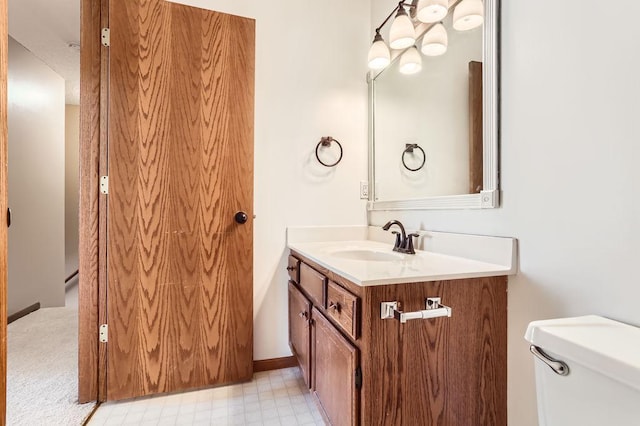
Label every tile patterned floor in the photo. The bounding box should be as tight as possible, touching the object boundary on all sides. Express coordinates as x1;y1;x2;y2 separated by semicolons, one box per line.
88;367;325;426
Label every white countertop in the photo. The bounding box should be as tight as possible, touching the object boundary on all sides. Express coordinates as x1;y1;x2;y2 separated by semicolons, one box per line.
287;227;517;286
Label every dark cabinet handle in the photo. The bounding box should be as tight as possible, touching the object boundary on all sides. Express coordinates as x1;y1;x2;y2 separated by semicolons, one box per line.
234;211;248;224
6;208;11;228
328;302;341;313
286;266;296;271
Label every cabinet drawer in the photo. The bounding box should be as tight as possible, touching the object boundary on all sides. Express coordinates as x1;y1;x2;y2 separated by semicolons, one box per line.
299;263;326;307
287;255;300;283
326;281;360;340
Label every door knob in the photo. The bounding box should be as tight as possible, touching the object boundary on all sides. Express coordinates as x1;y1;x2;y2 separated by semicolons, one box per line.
234;211;248;224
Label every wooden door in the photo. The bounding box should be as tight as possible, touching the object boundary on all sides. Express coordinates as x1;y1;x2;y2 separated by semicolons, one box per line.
288;282;311;387
0;0;7;419
106;0;254;400
312;307;359;426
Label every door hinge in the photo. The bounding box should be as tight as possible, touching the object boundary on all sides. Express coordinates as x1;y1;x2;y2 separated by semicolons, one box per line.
100;176;109;194
355;366;362;389
99;324;108;343
101;28;110;47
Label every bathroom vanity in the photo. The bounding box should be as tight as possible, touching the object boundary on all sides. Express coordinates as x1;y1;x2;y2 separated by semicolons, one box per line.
286;227;516;426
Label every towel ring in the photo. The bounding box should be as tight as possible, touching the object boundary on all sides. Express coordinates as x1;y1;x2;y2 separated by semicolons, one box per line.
315;136;343;167
402;144;426;172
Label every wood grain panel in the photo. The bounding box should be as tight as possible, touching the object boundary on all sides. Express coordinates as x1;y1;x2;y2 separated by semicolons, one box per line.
299;263;327;307
469;61;483;194
288;282;312;387
107;1;254;400
287;255;300;283
326;281;359;340
97;0;110;402
78;0;106;403
361;277;507;425
312;308;359;426
253;356;298;373
0;0;8;419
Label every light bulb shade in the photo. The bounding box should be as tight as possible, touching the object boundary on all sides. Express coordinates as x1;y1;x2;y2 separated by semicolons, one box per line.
453;0;484;31
421;23;448;56
389;8;416;49
368;35;391;70
416;0;449;23
399;46;422;74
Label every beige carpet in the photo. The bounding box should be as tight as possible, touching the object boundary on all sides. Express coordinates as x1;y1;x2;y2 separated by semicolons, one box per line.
7;306;96;425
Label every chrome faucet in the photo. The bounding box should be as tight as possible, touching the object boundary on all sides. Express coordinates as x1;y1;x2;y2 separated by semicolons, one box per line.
382;220;419;254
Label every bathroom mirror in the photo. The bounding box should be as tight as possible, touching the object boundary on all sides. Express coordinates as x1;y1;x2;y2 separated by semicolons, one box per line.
368;0;499;210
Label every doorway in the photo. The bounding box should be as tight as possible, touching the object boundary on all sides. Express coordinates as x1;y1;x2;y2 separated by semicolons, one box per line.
1;2;256;420
2;0;95;423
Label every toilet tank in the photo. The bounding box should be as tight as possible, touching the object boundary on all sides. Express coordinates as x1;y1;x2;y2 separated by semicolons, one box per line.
525;315;640;426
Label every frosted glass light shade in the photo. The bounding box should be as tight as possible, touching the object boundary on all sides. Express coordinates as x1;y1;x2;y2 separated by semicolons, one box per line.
421;23;448;56
453;0;484;31
368;34;391;70
389;7;416;49
399;46;422;74
416;0;448;23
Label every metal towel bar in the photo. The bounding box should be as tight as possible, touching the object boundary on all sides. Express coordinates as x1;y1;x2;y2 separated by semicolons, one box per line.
381;298;452;323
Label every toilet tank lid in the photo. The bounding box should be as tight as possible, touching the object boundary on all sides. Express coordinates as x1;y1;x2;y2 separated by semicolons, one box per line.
525;315;640;391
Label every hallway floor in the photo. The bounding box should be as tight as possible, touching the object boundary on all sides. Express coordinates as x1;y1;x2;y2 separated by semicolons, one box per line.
6;281;96;425
88;367;325;426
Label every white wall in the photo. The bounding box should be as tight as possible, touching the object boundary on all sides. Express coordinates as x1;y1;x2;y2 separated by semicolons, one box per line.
7;37;66;315
369;1;640;424
168;0;371;360
65;104;79;278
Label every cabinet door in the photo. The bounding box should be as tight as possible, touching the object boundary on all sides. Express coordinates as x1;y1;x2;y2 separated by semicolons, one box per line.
312;307;359;426
288;282;312;387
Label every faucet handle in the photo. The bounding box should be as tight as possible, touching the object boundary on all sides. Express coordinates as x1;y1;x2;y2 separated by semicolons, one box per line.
405;233;419;254
391;231;403;250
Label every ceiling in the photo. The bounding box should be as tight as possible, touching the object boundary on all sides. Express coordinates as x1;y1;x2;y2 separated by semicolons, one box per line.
8;0;80;105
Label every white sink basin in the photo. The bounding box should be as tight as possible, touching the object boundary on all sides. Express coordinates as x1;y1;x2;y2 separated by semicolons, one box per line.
329;249;404;262
287;227;517;286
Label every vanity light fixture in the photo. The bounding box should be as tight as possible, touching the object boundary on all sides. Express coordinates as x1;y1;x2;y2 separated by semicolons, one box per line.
421;23;448;56
453;0;484;31
389;3;416;49
416;0;448;23
367;30;391;70
368;0;484;72
399;46;422;74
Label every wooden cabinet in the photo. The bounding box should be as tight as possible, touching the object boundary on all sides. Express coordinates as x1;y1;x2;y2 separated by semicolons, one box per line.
287;252;507;426
288;282;311;386
299;262;326;307
312;307;359;426
287;263;362;425
326;281;359;340
287;255;300;283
